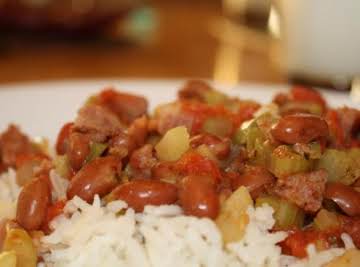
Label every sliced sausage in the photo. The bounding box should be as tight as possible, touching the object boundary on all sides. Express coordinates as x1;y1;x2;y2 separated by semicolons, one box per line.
109;116;148;159
74;104;124;140
271;114;329;144
178;80;212;101
129;144;157;179
0;124;34;167
273;169;327;213
67;156;119;203
96;89;148;125
109;179;178;212
16;177;50;231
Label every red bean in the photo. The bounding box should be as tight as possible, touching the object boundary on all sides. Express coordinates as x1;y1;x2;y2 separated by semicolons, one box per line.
67;156;119;203
325;182;360;216
67;132;90;171
179;175;219;219
16;178;50;231
271;114;329;144
231;165;274;199
109;179;178;212
190;134;231;159
55;122;73;155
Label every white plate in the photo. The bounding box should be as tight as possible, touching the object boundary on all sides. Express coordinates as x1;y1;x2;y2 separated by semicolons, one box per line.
0;79;358;141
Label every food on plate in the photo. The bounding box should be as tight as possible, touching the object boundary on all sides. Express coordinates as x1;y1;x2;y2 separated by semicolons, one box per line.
0;81;359;267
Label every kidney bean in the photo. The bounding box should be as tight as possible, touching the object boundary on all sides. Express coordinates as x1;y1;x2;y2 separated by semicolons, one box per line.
109;179;178;212
190;134;231;159
67;156;119;203
16;178;50;231
271;114;329;144
55;122;73;155
178;175;219;219
325;182;360;216
67;132;90;171
231;165;274;199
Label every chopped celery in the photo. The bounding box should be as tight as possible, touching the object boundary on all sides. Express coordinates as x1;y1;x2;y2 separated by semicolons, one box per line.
216;186;253;244
233;127;247;145
269;145;313;178
202;117;233;137
85;142;108;164
203;90;228;105
0;251;16;267
316;149;360;185
313;209;340;231
307;142;322;159
234;120;265;149
251;139;274;166
155;126;190;161
233;113;276;148
3;228;37;267
256;195;304;229
54;155;70;178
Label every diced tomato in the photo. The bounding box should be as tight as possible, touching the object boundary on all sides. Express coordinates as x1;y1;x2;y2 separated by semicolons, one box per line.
176;151;221;182
280;229;334;258
42;200;66;233
56;122;74;155
291;86;327;112
181;102;229;134
325;109;345;148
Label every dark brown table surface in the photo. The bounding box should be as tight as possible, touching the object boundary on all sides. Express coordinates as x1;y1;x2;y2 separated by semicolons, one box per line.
0;1;285;85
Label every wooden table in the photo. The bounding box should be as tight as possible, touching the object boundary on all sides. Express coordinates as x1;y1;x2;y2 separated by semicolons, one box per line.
0;1;285;85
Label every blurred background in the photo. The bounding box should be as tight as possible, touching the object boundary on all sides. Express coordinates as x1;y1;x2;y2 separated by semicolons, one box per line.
0;0;359;92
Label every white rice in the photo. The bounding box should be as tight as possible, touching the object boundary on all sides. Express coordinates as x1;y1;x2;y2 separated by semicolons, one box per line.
39;195;353;267
0;168;354;267
0;168;21;220
49;170;69;202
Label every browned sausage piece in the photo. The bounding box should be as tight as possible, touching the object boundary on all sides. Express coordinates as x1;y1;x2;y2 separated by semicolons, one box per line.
129;144;157;179
231;165;274;199
67;132;91;172
16;178;50;231
0;124;34;167
273;169;327;213
109;116;148;160
67;156;119;203
178;80;212;101
97;89;148;125
179;175;219;219
74;104;124;143
109;179;178;212
325;182;360;216
271;114;329;144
